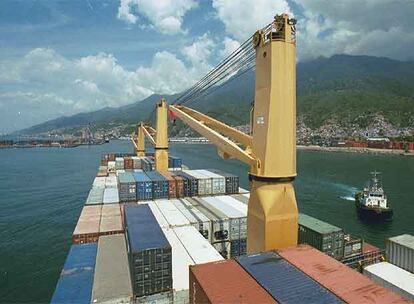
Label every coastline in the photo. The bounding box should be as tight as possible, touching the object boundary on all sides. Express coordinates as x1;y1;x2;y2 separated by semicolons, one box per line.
297;145;414;156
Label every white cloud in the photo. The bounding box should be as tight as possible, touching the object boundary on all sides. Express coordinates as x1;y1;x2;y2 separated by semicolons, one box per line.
0;46;212;132
212;0;292;41
117;0;139;24
220;37;241;58
116;0;197;34
182;33;215;65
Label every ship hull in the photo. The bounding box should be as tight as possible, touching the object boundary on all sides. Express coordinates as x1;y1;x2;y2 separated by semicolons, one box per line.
355;193;393;221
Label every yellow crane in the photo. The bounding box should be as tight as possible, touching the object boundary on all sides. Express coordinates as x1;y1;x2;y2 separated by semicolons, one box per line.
131;99;169;171
170;14;298;253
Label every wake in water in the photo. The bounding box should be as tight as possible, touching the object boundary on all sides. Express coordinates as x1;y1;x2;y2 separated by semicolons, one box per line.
340;195;355;202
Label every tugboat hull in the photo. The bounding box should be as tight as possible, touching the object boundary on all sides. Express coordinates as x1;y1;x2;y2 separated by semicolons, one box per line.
355;193;393;221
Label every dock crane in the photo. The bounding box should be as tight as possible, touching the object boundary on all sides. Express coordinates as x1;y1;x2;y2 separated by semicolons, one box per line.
170;14;298;253
131;99;169;171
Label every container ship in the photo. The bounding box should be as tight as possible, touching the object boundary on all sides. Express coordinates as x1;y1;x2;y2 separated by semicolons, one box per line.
51;14;413;304
355;172;393;221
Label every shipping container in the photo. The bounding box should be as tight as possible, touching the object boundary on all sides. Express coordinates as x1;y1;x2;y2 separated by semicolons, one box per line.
206;169;240;194
158;171;177;199
298;213;344;259
184;170;212;196
148;202;169;229
154;200;191;228
103;188;119;204
174;171;198;197
99;213;123;236
173;226;224;264
92;234;133;303
118;171;137;202
85;187;104;205
72;205;102;244
145;171;169;200
51;243;97;304
341;241;384;270
231;193;249;205
386;234;414;273
105;175;118;188
188;197;230;244
278;245;409;303
173;199;212;241
343;234;363;258
195;169;225;195
189;259;276;304
133;171;153;201
124;156;134;170
131;156;142;169
107;161;116;173
172;174;184;198
115;157;124;170
93;176;106;188
168;156;182;169
161;227;194;304
124;204;172;297
236;251;343;303
363;262;414;301
136;291;173;304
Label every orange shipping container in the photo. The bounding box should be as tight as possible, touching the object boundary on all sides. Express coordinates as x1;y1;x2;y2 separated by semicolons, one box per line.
189;259;276;304
278;245;409;303
124;157;134;169
172;175;184;198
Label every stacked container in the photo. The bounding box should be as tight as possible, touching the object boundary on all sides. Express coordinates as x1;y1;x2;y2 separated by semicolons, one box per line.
92;235;133;303
103;188;119;204
85;187;104;205
168;156;182;170
154;200;191;228
107;161;116;173
386;234;414;273
184;170;212;196
158;171;177;199
343;234;363;258
96;166;108;177
207;169;239;194
173;199;212;241
298;213;344;259
145;171;169;200
115;157;124;170
72;205;102;244
51;243;97;304
196;170;225;195
172;175;185;198
133;171;153;201
174;171;198;197
124;157;134;170
132;156;142;169
105;175;118;188
124;204;172;297
93;177;106;188
99;204;123;236
118;171;137;202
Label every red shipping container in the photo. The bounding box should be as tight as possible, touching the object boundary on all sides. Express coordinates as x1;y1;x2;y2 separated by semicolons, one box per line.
124;157;134;169
278;245;409;303
72;205;102;244
172;174;184;198
189;259;276;304
158;171;177;199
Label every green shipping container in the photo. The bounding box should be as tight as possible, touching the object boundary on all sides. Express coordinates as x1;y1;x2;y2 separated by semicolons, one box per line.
298;213;344;259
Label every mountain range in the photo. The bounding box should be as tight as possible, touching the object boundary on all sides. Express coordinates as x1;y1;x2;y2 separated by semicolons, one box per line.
18;54;414;135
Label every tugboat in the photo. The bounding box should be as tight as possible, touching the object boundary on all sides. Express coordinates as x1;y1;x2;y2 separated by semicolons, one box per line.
355;172;393;221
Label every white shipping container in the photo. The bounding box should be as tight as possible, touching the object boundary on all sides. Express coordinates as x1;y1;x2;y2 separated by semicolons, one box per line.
155;200;191;228
173;199;212;242
212;241;231;259
173;226;224;264
132;156;142;169
86;187;104;205
93;177;106;188
105;175;118;188
107;161;116;172
148;202;169;228
197;170;226;195
115;157;124;170
103;188;119;204
184;170;211;196
161;227;194;299
364;262;414;301
386;234;414;273
215;196;247;239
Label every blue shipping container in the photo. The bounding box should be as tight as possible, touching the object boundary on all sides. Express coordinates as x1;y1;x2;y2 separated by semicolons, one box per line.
133;171;153;200
168;156;182;168
236;252;343;304
145;171;169;199
51;244;97;304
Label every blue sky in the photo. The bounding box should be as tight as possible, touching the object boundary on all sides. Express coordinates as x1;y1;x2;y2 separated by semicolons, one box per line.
1;0;413;133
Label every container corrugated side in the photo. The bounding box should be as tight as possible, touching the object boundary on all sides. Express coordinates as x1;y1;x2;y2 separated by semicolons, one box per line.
172;174;185;198
207;169;239;194
155;200;191;228
184;170;211;196
158;171;177;199
124;204;172;297
51;243;97;304
161;227;194;303
145;171;169;200
173;199;212;241
236;251;343;303
386;234;414;273
133;171;153;201
189;259;276;304
92;234;133;303
278;245;409;303
103;188;119;204
72;205;102;244
174;171;198;197
363;262;414;301
197;169;226;195
173;226;224;264
118;172;137;202
131;156;142;169
115;157;124;170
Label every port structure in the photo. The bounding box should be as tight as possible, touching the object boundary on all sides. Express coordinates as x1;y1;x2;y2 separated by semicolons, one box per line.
131;99;169;171
170;14;298;253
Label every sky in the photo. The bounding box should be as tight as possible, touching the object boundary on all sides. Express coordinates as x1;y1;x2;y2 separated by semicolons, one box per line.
0;0;413;133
